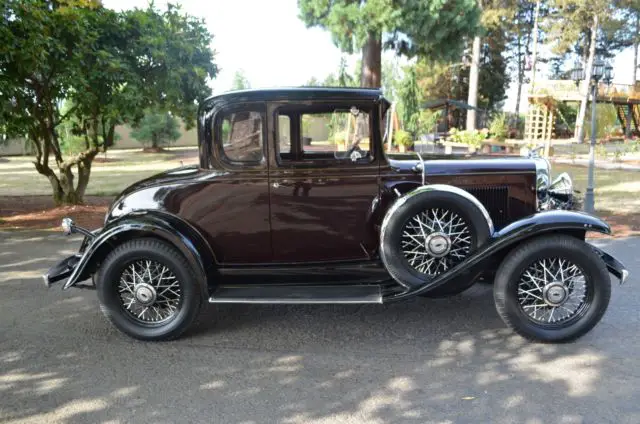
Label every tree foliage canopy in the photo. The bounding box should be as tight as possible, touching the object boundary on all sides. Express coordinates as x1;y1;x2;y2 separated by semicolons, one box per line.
0;0;217;204
298;0;480;86
230;70;251;90
130;110;182;149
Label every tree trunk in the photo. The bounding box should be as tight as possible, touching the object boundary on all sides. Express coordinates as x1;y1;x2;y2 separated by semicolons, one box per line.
634;19;639;86
627;14;639;138
574;15;599;143
360;32;381;88
514;32;523;118
75;160;92;203
466;35;481;131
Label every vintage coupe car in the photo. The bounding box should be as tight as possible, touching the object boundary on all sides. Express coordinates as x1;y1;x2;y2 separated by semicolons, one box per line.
44;88;628;343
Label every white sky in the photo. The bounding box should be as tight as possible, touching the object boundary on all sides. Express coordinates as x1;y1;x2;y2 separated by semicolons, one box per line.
103;0;636;113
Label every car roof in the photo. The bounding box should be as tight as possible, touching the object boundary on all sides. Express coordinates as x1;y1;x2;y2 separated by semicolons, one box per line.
200;87;387;109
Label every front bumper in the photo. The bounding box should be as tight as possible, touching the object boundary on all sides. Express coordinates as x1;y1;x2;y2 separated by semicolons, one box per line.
43;219;99;288
42;254;81;287
592;245;629;285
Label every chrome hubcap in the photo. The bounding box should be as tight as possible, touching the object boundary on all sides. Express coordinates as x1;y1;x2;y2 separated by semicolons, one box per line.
543;283;568;306
118;260;181;323
518;258;587;324
425;232;451;257
401;208;472;276
134;283;157;306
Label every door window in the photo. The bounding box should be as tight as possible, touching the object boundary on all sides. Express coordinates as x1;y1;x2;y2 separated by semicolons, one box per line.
276;106;372;166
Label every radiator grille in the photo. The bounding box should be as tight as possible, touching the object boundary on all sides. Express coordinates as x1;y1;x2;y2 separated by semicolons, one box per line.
465;186;510;230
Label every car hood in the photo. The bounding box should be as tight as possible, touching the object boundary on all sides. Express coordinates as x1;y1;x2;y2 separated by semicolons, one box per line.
388;156;536;175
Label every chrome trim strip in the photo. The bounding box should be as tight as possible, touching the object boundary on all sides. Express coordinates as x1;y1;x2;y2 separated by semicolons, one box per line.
413;151;426;186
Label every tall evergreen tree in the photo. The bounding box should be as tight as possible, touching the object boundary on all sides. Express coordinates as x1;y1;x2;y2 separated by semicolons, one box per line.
298;0;481;87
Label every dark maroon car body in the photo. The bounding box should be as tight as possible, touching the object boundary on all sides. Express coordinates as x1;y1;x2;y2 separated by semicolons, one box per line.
44;88;628;342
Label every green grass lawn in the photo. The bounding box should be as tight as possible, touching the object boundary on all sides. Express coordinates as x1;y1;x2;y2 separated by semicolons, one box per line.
0;147;196;197
553;163;640;214
0;148;638;216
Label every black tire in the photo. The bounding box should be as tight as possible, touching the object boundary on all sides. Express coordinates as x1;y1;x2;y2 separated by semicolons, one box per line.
380;189;491;290
494;235;611;343
96;238;203;341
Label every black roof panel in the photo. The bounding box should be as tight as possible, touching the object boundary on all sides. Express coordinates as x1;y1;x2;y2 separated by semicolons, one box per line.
201;87;386;109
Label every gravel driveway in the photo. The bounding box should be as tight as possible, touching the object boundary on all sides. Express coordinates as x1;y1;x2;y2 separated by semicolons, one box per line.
1;231;639;424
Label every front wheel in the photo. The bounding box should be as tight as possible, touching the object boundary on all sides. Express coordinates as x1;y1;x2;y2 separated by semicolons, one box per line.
96;238;203;341
494;235;611;343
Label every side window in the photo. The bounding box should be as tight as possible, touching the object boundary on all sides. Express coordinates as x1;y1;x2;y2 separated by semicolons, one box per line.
220;111;263;163
301;109;370;158
276;106;372;166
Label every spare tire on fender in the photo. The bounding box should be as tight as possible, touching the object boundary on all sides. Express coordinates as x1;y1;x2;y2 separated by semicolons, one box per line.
379;185;493;293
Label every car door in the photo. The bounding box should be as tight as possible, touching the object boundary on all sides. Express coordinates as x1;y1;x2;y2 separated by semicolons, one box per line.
267;101;380;263
173;103;272;264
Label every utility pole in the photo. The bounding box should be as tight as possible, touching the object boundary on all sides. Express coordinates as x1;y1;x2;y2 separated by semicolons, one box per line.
466;0;482;131
529;0;541;95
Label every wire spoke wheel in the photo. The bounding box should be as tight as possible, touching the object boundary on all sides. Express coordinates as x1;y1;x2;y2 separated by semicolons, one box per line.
517;257;589;325
118;259;182;325
401;208;473;276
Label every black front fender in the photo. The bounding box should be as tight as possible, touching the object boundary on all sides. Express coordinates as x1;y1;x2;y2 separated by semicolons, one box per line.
494;210;611;239
389;211;615;300
62;211;216;294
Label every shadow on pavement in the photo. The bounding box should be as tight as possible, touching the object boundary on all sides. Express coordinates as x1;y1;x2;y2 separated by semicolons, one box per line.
0;231;639;424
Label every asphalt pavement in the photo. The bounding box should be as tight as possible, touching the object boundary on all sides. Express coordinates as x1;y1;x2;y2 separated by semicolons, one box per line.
1;231;639;424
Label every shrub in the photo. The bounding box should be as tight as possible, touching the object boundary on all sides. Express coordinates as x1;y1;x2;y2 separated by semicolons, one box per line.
131;110;181;149
394;129;414;147
448;128;487;148
488;113;508;141
596;143;608;160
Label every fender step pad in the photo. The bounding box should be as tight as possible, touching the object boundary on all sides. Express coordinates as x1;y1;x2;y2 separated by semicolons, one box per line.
209;284;382;304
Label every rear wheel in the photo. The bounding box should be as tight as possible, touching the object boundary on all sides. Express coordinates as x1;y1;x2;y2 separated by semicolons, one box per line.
96;238;203;341
494;235;611;343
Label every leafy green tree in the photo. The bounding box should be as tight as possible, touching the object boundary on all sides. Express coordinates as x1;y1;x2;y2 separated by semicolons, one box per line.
298;0;481;87
466;0;518;130
0;1;216;204
398;65;421;137
544;0;629;142
508;0;548;117
619;0;640;137
381;58;402;102
231;70;251;90
131;111;182;150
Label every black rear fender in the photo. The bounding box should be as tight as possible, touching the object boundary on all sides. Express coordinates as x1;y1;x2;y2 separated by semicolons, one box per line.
63;211;216;294
388;210;613;300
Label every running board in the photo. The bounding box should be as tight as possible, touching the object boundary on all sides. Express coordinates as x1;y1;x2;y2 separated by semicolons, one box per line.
209;285;383;304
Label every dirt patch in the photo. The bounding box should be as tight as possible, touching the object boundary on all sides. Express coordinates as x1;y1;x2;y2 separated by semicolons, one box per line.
93;156;122;163
142;147;167;153
591;211;640;238
0;196;112;231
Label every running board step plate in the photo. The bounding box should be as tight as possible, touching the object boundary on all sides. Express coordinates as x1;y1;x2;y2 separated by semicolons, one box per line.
209;285;382;304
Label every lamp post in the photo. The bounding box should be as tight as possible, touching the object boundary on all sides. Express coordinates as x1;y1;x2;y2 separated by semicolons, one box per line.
571;58;614;214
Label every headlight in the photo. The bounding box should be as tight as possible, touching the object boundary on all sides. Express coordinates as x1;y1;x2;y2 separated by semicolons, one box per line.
534;157;550;209
61;217;75;235
548;172;574;210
